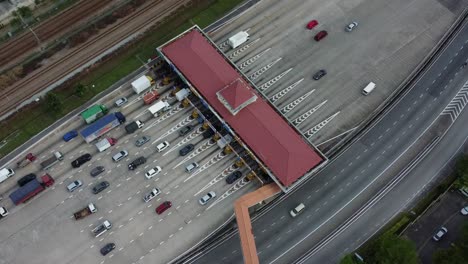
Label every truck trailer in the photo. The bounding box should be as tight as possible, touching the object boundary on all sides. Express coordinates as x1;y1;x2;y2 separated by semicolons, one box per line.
81;105;108;124
74;203;97;220
228;31;249;49
40;151;64;170
9;174;54;205
132;75;154;94
95;138;117;152
80;112;126;143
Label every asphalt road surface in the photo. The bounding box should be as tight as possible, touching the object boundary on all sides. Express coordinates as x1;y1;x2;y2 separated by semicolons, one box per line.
189;15;468;264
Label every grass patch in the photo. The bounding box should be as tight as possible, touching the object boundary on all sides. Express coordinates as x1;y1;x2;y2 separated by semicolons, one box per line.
0;0;244;158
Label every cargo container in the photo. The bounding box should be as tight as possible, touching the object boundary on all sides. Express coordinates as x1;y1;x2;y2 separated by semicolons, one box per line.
132;75;154;94
228;31;249;49
95;138;117;152
143;91;160;105
81;105;108;124
9;174;54;205
40;151;64;170
80;112;125;143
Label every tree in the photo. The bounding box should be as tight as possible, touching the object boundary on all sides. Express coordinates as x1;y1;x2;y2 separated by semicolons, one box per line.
433;222;468;264
454;155;468;188
45;92;62;112
340;254;359;264
74;83;87;97
373;233;419;264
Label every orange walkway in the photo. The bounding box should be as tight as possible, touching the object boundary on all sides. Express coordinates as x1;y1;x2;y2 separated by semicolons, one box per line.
234;184;281;264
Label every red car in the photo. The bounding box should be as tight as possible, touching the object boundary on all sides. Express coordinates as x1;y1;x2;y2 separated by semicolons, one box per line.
314;30;328;41
306;20;318;29
156;201;172;215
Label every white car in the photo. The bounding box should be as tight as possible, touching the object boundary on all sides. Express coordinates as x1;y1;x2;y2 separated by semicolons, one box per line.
115;97;128;107
67;180;83;192
112;150;128;162
156;141;170;152
345;21;358;32
199;191;216;205
143;188;160;203
461;206;468;216
145;166;162;179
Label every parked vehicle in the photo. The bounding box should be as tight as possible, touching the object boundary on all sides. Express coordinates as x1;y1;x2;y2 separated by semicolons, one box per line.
132;75;154;94
202;129;215;139
313;69;327;80
314;30;328;41
74;203;97;220
345;21;358;32
433;227;448;241
226;171;242;184
143;91;160;105
92;220;112;238
148;101;171;117
199;191;216;205
112;150;128;162
100;243;116;256
179;125;193;136
92;181;110;194
175;88;191;101
156;201;172;215
90;166;105;177
125;120;144;134
115;97;128;107
40;151;64;170
17;173;36;187
362;82;376;96
63;130;78;142
0;206;8;219
128;157;146;170
143;188;160;203
179;144;195;156
290;203;306;218
81;105;108;124
0;168;15;184
156;141;170;152
9;174;54;205
16;153;36;168
95;138;117;152
135;136;150;147
145;166;162;179
306;19;318;29
461;206;468;216
228;31;249;49
71;153;92;168
185;162;199;173
80;112;125;143
67;180;83;192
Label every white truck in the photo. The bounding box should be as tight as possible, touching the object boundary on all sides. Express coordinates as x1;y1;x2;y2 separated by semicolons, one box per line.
0;207;8;219
0;168;14;184
228;31;249;49
175;88;191;102
131;75;154;94
148;101;171;117
92;220;112;237
40;151;64;170
95;138;117;152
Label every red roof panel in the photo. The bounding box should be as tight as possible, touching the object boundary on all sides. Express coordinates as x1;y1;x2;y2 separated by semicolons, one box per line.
218;79;255;110
161;29;323;186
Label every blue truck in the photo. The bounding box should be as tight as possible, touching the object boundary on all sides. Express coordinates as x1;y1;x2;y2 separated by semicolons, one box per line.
9;174;54;205
80;112;126;143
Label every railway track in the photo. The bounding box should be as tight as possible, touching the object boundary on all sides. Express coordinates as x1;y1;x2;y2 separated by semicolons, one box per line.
0;0;188;118
0;0;114;66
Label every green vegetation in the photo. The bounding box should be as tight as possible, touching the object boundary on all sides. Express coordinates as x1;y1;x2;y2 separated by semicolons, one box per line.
0;0;244;158
454;154;468;188
432;222;468;264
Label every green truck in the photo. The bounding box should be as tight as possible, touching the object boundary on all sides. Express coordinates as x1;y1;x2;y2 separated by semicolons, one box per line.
81;105;108;124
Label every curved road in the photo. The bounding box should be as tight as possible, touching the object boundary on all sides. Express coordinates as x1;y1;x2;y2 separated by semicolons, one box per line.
188;17;468;264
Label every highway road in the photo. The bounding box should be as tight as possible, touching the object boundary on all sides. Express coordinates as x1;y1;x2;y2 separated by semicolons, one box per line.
188;17;468;264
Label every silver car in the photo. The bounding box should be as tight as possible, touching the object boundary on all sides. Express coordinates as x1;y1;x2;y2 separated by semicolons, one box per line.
199;191;216;205
115;97;128;107
345;21;358;32
112;150;128;162
135;136;151;147
67;180;83;192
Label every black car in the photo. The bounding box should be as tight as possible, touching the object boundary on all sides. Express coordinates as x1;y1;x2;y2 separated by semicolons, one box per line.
17;173;37;187
128;156;147;170
71;153;92;168
92;181;110;194
179;144;195;156
202;129;215;139
226;171;242;184
90;166;105;177
313;69;327;80
100;243;116;256
179;125;193;136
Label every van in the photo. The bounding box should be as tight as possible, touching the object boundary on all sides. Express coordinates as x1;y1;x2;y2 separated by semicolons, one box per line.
0;168;14;184
362;82;376;95
185;162;199;173
290;203;305;217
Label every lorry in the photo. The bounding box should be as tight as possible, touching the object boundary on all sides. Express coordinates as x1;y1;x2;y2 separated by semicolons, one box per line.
74;203;97;220
0;168;14;184
175;88;191;102
125;120;144;134
0;207;8;219
81;105;108;124
148;101;171;117
143;90;160;105
132;75;154;94
16;153;36;168
80;112;126;143
92;220;112;237
40;151;64;170
9;174;54;205
228;31;249;49
95;138;117;152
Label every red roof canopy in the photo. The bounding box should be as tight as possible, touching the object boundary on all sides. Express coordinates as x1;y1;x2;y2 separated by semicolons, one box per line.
218;79;256;110
161;29;323;186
